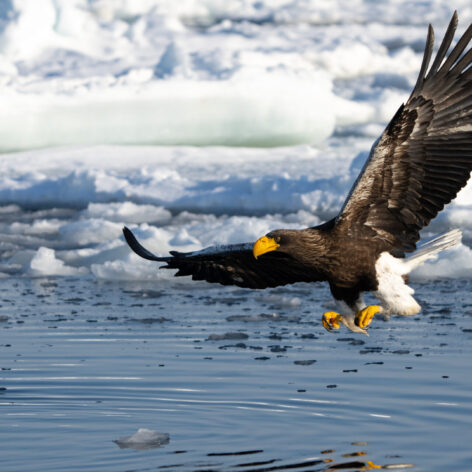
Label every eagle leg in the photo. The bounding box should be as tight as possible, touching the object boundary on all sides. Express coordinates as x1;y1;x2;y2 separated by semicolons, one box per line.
322;305;383;335
322;311;343;331
354;305;383;329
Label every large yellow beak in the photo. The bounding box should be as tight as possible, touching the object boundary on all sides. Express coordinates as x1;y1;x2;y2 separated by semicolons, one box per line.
253;236;280;259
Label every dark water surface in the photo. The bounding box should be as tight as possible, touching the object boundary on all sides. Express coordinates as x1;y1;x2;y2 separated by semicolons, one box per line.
1;277;471;471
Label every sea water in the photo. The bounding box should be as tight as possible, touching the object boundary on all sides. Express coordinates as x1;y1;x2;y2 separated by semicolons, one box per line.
1;276;471;471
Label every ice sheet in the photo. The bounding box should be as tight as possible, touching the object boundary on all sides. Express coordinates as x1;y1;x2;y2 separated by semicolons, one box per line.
0;2;471;281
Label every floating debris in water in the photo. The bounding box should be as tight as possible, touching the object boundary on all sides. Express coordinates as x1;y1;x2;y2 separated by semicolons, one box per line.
226;313;301;323
342;451;366;457
114;428;169;450
208;449;263;456
300;333;318;339
360;347;383;355
127;317;171;324
207;332;249;341
269;345;288;353
219;343;247;350
337;337;365;346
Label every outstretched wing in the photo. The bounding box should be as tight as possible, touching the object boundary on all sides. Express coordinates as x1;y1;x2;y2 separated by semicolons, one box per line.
123;227;324;289
337;12;472;253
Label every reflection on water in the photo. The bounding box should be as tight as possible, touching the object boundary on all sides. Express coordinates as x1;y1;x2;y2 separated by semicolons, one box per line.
162;444;414;471
0;277;471;471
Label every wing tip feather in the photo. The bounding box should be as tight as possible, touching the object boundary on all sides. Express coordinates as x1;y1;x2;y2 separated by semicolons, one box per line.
122;226;168;262
412;23;435;95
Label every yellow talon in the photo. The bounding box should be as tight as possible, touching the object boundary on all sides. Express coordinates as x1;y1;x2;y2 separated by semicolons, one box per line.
322;311;342;332
365;460;382;469
355;305;382;329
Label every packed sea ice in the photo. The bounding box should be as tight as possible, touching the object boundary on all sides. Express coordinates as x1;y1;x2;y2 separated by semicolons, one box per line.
0;0;472;281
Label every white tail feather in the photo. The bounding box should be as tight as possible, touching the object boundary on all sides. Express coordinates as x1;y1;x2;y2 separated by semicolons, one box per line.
405;229;462;271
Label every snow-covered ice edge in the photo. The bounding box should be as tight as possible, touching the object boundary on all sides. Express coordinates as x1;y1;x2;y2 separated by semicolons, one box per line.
1;144;471;281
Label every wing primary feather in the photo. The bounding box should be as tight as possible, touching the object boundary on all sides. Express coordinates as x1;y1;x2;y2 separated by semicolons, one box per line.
122;227;169;262
412;24;434;95
449;47;472;75
438;22;472;74
425;11;458;81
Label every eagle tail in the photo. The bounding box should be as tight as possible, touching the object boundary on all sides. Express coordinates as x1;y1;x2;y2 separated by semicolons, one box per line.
405;229;462;270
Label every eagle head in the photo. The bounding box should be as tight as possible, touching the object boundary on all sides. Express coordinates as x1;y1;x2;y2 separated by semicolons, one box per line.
252;229;298;259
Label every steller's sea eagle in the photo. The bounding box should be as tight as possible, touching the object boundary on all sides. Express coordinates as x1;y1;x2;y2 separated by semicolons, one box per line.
123;12;472;335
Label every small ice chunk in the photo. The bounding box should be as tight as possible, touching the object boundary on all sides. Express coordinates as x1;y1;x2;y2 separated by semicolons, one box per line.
154;40;193;78
59;219;123;246
28;247;88;277
170;228;200;246
256;294;301;309
114;428;169;450
82;202;171;225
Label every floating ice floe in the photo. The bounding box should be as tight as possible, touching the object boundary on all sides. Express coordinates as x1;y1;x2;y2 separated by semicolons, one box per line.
114;428;170;450
0;74;337;150
3;0;464;151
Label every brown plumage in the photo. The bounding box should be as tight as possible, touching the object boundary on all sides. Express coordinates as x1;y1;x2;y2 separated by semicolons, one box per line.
123;12;472;314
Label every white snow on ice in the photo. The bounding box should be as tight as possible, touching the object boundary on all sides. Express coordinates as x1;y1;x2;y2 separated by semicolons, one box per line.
28;246;89;277
0;1;471;281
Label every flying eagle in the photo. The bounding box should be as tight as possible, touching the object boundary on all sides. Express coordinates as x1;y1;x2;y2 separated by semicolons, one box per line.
123;12;472;335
